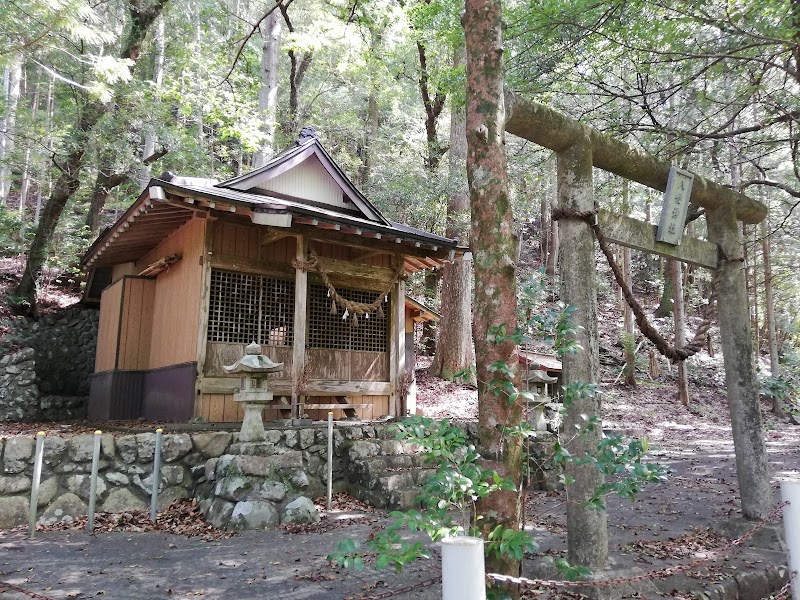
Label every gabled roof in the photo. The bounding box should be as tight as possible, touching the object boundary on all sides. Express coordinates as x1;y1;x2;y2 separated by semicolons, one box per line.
216;138;390;226
81;134;466;273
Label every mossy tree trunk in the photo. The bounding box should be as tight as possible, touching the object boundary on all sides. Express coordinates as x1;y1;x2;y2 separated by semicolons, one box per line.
430;45;475;384
14;0;170;314
463;0;523;588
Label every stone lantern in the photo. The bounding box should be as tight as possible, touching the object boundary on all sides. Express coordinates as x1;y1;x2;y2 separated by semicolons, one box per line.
223;342;284;442
523;369;558;431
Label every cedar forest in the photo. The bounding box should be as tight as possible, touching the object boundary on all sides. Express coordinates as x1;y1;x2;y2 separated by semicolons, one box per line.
2;0;800;590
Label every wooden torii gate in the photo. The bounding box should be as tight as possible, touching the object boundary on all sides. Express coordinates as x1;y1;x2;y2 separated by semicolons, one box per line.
505;93;771;569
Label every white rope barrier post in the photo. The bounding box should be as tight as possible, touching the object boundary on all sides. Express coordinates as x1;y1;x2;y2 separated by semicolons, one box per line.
28;431;45;539
150;428;163;522
782;479;800;600
326;412;333;512
86;430;102;533
441;537;486;600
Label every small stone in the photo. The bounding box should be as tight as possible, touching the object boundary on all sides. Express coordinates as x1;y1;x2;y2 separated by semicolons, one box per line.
348;440;379;462
44;436;69;466
280;497;319;525
214;475;258;502
66;474;107;501
205;458;219;482
40;493;86;525
228;500;279;530
100;434;116;460
67;435;96;462
228;455;274;478
161;434;192;462
263;430;282;444
157;486;189;511
116;436;138;463
0;475;31;494
135;433;156;462
284;430;298;448
162;465;190;486
257;480;286;502
3;438;34;473
0;496;28;529
290;471;309;489
105;472;130;486
299;429;315;450
101;488;146;513
192;433;232;458
37;477;58;507
205;498;234;529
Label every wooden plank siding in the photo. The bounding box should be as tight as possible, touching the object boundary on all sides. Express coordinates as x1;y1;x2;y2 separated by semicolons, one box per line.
197;393;389;422
135;218;206;370
95;279;124;372
117;277;156;370
195;220;400;423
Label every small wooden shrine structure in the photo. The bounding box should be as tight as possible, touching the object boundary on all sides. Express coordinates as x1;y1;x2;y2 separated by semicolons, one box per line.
82;129;461;422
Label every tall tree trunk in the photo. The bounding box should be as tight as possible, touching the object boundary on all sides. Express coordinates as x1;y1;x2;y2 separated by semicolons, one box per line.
621;182;635;386
429;44;475;384
1;53;23;204
463;0;523;588
254;9;281;166
280;5;312;140
751;225;759;352
416;40;447;357
761;218;782;416
14;0;169;313
87;170;130;232
35;72;54;225
17;76;40;223
420;271;438;355
139;15;166;187
356;28;383;189
669;259;689;406
654;267;674;318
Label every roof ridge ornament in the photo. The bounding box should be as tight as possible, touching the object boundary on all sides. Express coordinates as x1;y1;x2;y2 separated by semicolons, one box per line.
296;125;319;146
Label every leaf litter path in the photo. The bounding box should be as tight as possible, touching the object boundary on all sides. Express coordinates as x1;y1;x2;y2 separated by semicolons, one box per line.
0;427;796;600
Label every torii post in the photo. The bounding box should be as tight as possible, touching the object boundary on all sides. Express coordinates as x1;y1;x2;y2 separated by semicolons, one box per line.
506;93;771;569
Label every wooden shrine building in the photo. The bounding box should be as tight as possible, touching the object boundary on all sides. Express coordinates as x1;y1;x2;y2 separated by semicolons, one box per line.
82;129;461;422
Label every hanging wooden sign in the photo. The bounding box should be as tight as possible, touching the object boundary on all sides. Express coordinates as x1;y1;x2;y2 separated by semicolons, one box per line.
657;166;695;246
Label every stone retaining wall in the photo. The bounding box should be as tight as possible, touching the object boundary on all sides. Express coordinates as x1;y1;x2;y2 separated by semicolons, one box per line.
0;305;99;422
0;424;397;530
0;422;561;531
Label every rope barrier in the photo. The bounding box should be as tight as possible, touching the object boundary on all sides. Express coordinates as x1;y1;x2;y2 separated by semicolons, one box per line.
552;207;720;363
487;501;787;590
0;579;55;600
292;249;404;326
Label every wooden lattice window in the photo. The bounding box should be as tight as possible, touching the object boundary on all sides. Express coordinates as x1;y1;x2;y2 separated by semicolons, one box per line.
207;269;294;345
307;283;389;352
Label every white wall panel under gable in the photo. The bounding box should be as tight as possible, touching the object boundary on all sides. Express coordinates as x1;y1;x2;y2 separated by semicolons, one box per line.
256;155;350;210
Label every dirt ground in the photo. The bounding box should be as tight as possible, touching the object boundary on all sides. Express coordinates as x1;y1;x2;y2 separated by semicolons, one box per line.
1;404;798;599
0;357;798;599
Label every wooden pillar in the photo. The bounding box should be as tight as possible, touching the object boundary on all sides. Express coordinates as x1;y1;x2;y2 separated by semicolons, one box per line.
291;235;308;421
389;274;405;417
557;142;608;569
706;205;772;520
194;219;213;418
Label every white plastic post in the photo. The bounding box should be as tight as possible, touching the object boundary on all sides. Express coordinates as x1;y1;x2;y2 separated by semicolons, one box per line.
781;479;800;600
28;432;45;539
86;430;102;532
441;536;486;600
150;428;163;522
326;412;333;512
